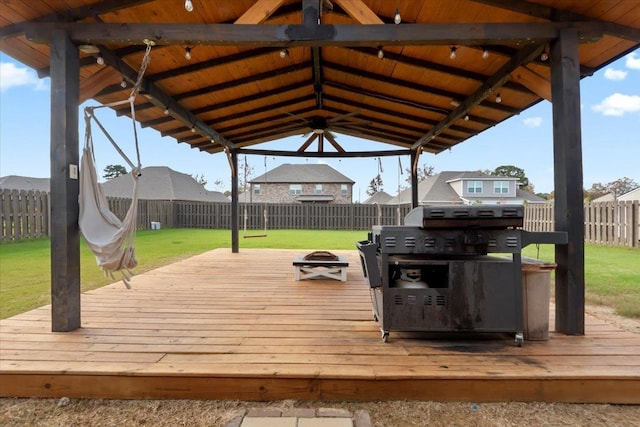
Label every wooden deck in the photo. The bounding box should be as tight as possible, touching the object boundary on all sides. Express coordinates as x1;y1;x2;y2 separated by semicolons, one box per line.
1;249;639;403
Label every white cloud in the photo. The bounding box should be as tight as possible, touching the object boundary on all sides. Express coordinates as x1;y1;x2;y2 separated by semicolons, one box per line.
603;67;627;81
0;62;46;92
523;117;543;128
626;52;640;70
591;93;640;116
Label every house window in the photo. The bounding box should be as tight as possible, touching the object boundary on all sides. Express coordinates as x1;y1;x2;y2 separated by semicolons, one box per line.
315;184;323;195
341;184;348;196
289;184;302;195
467;181;483;194
253;184;261;195
494;181;509;194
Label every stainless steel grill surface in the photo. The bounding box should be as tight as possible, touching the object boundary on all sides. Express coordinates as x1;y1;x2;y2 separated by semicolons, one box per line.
357;205;566;345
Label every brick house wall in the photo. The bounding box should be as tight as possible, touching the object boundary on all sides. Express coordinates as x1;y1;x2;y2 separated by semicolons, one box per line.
249;183;352;204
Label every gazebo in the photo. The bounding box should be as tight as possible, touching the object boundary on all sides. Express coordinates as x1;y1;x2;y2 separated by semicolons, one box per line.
1;0;638;339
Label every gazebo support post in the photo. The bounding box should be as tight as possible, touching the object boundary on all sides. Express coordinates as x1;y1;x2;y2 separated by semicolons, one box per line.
550;28;585;335
231;149;239;253
410;149;419;208
49;30;81;332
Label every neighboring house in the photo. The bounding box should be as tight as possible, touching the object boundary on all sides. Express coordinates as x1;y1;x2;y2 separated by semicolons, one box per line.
248;164;354;204
101;166;229;202
594;187;640;202
0;175;50;192
386;171;545;205
363;191;393;205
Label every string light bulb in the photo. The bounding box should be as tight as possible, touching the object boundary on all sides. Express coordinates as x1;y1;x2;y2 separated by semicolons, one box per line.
184;0;193;12
164;106;170;115
449;46;457;60
495;93;502;104
96;55;104;65
377;47;384;59
279;48;289;58
120;78;127;88
464;114;470;121
184;47;192;60
482;48;489;59
191;125;196;133
540;51;549;61
394;8;401;24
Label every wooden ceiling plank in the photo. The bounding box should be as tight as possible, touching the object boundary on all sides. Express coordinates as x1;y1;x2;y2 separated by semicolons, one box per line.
234;0;287;24
332;0;384;25
470;0;639;42
24;21;604;46
511;65;552;101
413;43;546;150
115;60;312;115
346;47;531;95
94;44;235;149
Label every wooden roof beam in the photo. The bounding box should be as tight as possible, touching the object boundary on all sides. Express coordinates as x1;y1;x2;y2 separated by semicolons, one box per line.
234;0;287;24
511;65;551;101
0;0;155;40
25;21;603;47
333;0;384;25
236;148;411;158
470;0;640;42
413;43;546;150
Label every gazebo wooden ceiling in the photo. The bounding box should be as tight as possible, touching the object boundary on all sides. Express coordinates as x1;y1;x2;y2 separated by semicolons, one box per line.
1;0;638;158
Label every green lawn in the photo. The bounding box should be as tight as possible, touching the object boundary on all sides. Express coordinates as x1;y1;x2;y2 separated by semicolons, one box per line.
1;229;638;319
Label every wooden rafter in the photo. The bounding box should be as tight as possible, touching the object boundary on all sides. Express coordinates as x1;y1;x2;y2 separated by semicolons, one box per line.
234;0;287;24
511;66;552;101
333;0;384;25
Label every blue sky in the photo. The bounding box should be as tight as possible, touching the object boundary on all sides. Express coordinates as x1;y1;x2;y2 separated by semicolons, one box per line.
1;49;638;201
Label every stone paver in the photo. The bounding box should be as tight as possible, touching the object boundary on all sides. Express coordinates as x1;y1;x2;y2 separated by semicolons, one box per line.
240;416;297;427
316;408;352;418
298;418;353;427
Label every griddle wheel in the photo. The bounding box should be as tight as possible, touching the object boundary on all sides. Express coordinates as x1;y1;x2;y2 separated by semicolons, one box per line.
382;331;389;343
515;332;524;347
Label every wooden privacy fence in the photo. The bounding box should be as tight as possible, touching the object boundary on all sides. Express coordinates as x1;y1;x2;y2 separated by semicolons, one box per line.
2;189;638;247
0;189;49;241
525;201;639;248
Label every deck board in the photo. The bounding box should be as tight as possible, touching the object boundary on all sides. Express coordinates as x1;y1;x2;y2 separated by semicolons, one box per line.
1;248;639;402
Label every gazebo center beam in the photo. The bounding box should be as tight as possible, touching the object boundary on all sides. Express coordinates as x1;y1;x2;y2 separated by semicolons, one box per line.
25;21;603;47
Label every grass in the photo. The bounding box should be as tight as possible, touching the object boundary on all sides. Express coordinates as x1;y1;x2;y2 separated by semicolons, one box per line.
1;229;638;319
0;229;364;319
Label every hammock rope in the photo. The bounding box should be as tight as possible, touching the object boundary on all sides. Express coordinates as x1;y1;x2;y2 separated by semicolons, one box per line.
79;42;152;288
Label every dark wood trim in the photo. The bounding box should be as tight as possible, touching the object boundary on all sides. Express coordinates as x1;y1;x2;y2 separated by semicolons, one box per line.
49;30;81;332
231;149;239;253
551;28;585;335
238;148;410;158
0;0;155;40
24;21;603;46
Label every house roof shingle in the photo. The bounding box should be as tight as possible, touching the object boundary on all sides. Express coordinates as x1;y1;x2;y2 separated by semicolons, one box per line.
101;166;229;202
250;164;354;185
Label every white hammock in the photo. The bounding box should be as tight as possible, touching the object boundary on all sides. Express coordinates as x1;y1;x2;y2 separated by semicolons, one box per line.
79;42;151;288
79;115;140;288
